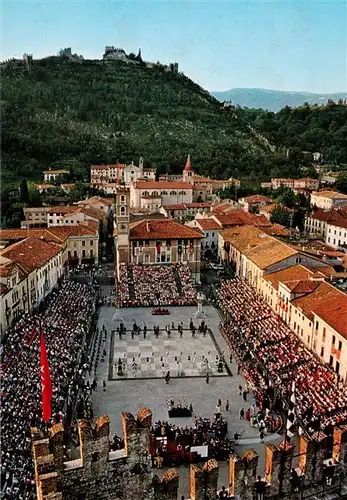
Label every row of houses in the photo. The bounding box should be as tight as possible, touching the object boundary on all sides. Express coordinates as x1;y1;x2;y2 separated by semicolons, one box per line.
260;178;320;193
219;225;347;382
0;237;64;336
0;214;104;335
305;207;347;249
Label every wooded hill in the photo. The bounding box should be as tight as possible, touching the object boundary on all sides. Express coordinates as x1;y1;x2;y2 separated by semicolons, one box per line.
2;56;347;192
1;56;271;189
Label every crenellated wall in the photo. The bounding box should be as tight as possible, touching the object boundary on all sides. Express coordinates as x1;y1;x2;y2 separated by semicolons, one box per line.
32;408;178;500
32;416;347;500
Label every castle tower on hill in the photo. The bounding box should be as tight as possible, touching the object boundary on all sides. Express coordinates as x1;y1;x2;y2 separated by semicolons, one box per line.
183;154;195;183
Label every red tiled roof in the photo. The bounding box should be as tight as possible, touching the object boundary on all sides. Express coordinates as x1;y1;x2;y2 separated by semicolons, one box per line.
211;202;235;213
196;219;221;231
77;206;105;220
243;194;273;203
282;279;320;294
291;282;342;321
184;155;192;171
314;295;347;338
262;223;290;237
312;191;347;199
129;219;202;240
328;218;347;229
0;237;61;273
213;211;271;228
308;208;347;224
163;204;186;210
264;264;317;291
134;181;192;190
0;228;69;245
0;257;16;278
47;206;78;214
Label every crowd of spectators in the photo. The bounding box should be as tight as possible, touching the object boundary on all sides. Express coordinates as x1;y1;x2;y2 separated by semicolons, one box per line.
116;263;197;307
150;415;232;465
216;278;347;434
1;279;96;499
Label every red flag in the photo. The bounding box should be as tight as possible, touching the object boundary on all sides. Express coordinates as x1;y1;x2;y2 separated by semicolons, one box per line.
40;329;52;422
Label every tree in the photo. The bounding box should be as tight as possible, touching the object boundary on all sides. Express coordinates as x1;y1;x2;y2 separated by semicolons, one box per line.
270;208;291;227
19;178;29;203
277;188;297;209
335;173;347;194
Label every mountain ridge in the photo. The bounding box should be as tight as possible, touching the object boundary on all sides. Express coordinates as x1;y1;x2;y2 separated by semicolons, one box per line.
212;88;347;111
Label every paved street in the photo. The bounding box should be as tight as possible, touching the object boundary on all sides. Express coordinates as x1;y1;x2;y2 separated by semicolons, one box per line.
90;303;282;496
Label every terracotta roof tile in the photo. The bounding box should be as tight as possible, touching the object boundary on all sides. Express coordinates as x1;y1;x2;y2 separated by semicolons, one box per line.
264;264;317;290
196;219;221;231
248;239;297;269
243;194;273;203
47;206;78;214
282;279;320;294
0;237;61;273
312;191;347;199
262;223;290;237
211;202;235;213
214;211;271;228
291;282;344;322
78;196;113;206
308;208;347;224
129;219;202;240
0;228;69;245
314;295;347;338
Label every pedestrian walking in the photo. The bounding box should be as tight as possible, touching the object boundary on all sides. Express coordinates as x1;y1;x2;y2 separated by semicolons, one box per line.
103;380;106;392
225;400;229;411
240;408;244;419
238;384;242;396
243;390;247;402
206;373;209;384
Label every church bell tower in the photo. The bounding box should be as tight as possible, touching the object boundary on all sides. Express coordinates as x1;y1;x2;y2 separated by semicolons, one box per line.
114;186;130;280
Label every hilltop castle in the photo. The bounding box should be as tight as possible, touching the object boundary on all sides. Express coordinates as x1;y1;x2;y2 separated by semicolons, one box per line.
103;46;179;73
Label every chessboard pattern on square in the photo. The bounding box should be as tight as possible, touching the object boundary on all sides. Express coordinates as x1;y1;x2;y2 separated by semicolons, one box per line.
111;330;227;380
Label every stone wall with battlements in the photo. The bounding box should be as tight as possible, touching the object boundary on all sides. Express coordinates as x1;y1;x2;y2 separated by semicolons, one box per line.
32;412;347;500
32;408;178;500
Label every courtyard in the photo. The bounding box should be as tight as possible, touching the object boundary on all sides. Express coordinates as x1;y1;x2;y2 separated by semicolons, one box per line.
90;303;282;496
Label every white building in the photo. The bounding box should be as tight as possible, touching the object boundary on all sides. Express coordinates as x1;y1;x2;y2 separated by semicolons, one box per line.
310;191;347;210
0;237;64;316
90;159;156;189
325;220;347;249
304;209;347;239
130;180;193;210
186;218;221;259
43;169;69;182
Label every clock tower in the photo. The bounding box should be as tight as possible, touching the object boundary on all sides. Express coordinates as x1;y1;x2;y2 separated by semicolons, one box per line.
114;186;130;280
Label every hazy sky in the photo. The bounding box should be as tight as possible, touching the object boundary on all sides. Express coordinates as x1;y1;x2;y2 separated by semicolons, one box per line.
2;0;346;93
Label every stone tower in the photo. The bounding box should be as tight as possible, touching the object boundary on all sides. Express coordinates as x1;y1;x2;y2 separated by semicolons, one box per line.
114;186;130;280
182;154;194;183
